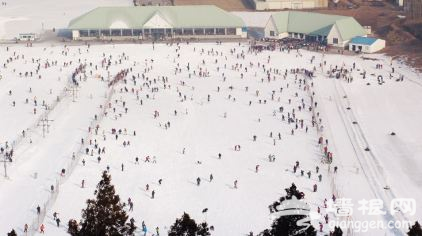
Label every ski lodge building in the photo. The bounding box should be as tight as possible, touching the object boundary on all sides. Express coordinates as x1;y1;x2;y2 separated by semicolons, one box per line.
264;11;368;47
68;5;247;40
348;36;386;53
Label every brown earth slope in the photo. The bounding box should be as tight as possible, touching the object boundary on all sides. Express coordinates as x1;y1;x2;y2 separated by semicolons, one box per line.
173;0;422;69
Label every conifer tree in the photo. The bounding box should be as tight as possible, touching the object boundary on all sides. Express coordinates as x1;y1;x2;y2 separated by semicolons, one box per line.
332;226;343;236
408;221;422;236
70;171;136;236
168;212;210;236
7;229;17;236
68;219;79;235
261;183;316;236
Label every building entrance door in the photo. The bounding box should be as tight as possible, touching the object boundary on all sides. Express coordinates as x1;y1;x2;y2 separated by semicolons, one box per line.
151;28;165;40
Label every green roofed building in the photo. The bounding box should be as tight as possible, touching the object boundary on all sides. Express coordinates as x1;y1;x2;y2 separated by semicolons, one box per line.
264;11;367;47
68;5;247;40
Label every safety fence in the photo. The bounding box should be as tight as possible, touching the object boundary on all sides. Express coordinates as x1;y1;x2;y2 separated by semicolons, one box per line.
26;69;120;235
302;71;355;236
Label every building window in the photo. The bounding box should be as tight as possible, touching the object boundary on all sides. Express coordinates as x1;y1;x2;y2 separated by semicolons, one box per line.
111;29;121;36
134;29;143;36
79;30;89;37
122;29;132;36
205;28;214;35
174;29;183;35
100;29;110;36
333;38;338;44
227;28;236;35
216;28;225;35
194;28;204;35
183;29;193;35
270;31;275;36
144;29;151;35
90;30;99;37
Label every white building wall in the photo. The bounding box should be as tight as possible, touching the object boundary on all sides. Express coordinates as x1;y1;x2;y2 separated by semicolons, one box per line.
348;39;386;53
371;39;386;52
236;28;248;38
264;17;279;38
264;17;290;39
267;1;283;9
349;43;369;53
72;30;80;40
143;13;173;29
327;25;349;47
278;32;289;38
254;0;325;9
301;1;316;8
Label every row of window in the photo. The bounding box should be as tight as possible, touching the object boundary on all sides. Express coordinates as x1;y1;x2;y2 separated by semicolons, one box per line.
78;28;237;37
268;30;339;44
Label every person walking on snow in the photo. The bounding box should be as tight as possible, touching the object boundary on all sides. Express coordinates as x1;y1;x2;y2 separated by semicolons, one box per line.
40;224;45;233
128;198;133;211
142;221;147;236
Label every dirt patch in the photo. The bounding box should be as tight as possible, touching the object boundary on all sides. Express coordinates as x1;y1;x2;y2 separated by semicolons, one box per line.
403;20;422;40
299;1;422;69
173;0;422;69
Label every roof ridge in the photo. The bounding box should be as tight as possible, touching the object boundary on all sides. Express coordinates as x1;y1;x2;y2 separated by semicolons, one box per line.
143;10;173;28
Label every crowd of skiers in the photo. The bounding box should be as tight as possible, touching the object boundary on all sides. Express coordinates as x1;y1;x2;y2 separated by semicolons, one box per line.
3;40;404;235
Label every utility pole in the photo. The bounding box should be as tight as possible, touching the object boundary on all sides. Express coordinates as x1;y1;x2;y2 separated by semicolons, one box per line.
39;115;53;138
1;153;8;178
70;85;79;102
1;141;10;178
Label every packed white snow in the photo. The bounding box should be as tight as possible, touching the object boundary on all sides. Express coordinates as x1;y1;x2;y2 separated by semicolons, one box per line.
0;0;131;40
0;42;421;236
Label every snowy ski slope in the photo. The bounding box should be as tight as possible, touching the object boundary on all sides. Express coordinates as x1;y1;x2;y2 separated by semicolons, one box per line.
0;43;421;236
